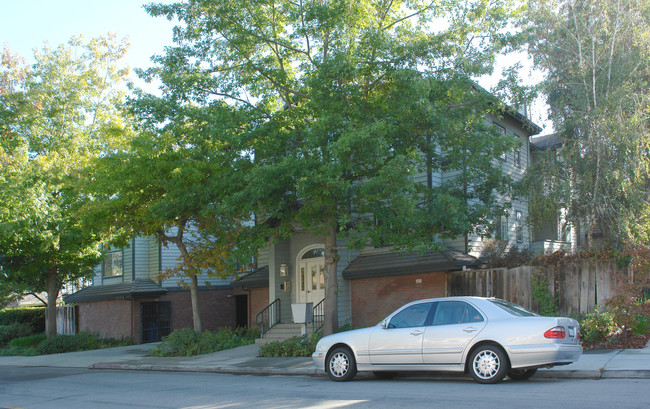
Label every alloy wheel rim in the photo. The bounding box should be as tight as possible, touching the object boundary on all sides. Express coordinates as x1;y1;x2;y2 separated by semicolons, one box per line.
330;352;349;377
474;350;500;379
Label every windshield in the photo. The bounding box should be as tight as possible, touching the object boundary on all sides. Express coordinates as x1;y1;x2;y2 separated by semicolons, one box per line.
489;299;538;317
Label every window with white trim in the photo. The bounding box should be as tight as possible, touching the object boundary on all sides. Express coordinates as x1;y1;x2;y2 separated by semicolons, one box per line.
103;250;124;277
493;122;507;161
515;211;523;243
496;214;508;241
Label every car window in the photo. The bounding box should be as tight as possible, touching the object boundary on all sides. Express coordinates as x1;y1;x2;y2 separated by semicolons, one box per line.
433;301;484;325
488;299;537;317
388;302;433;328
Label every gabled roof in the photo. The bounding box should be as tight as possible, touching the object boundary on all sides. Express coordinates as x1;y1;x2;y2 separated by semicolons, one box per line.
64;279;167;303
530;133;561;150
230;266;269;289
342;249;482;280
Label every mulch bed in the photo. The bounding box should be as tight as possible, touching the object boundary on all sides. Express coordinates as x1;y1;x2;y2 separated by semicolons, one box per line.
584;332;650;350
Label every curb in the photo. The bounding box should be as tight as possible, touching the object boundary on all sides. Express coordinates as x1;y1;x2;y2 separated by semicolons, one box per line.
92;363;323;377
91;363;650;380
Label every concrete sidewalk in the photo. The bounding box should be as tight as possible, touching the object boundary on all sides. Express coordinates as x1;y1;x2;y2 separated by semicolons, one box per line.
1;341;649;380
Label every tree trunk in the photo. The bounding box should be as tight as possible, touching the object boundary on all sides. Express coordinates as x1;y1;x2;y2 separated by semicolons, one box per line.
175;240;202;332
189;273;202;332
323;219;339;336
46;266;59;338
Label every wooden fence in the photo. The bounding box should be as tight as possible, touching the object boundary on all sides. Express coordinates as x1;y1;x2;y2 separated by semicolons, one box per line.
56;306;76;335
447;261;624;316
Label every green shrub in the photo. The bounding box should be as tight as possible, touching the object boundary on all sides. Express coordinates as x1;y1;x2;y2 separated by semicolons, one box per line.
579;309;617;346
36;331;134;355
258;334;322;357
0;346;40;356
631;314;650;336
0;307;46;333
152;327;260;357
531;272;559;316
0;323;34;346
9;333;47;348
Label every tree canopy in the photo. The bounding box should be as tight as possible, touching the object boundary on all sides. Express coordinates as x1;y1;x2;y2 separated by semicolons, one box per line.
525;0;650;247
145;0;527;333
86;90;255;331
0;36;130;336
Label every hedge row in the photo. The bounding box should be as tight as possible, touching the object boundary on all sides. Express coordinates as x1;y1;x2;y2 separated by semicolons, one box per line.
0;307;46;333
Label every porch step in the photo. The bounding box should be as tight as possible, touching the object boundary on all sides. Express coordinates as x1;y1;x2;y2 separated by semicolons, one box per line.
256;323;307;344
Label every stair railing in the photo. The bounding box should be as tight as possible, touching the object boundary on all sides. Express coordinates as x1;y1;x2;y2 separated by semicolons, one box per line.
311;298;325;334
256;298;281;337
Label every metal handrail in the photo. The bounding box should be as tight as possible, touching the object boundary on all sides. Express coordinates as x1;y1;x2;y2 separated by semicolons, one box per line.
256;298;281;337
311;298;325;334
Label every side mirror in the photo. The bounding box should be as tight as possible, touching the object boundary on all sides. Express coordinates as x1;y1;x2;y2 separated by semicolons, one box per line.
380;320;389;329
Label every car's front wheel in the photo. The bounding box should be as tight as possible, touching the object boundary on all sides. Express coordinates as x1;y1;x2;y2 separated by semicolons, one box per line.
326;347;357;382
469;344;509;384
508;368;537;381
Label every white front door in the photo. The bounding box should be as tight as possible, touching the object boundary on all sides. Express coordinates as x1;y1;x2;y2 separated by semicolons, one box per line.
297;248;325;304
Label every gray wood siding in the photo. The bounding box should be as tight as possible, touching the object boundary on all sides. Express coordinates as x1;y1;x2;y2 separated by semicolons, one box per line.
257;246;270;268
132;236;151;280
121;245;133;283
433;115;533;256
148;236;160;280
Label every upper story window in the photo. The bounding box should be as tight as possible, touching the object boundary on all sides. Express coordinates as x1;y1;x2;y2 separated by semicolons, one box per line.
493;122;507;161
515;211;523;243
495;214;508;241
514;150;521;168
103;249;124;277
513;133;522;168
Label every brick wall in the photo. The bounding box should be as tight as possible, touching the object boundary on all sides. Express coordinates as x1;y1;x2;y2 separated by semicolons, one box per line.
76;288;238;343
159;288;236;332
77;299;133;339
350;272;446;327
247;287;269;326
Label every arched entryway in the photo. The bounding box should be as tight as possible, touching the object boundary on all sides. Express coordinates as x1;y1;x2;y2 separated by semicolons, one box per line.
296;245;325;304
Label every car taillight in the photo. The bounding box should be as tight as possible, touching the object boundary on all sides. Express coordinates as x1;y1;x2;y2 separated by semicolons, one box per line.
544;326;566;339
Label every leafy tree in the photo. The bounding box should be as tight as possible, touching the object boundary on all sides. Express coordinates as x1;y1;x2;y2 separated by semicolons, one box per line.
86;93;255;332
147;0;525;334
524;0;650;247
0;36;130;337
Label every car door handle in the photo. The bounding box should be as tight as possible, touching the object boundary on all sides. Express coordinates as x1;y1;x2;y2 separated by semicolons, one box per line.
411;330;424;336
463;327;478;333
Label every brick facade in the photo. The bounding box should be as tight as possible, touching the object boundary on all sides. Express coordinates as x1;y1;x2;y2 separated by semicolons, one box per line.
246;287;269;326
77;299;134;339
159;288;236;332
350;272;446;327
75;288;237;343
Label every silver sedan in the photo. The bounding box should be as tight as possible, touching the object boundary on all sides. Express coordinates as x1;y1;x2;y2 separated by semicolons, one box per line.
312;296;582;384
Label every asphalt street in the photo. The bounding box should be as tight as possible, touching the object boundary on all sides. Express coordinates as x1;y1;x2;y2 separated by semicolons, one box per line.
1;366;649;409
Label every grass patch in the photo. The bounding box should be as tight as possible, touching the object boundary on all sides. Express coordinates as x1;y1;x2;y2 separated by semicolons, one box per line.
151;327;260;357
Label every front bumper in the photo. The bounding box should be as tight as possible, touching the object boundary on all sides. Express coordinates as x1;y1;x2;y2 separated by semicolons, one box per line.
312;351;326;371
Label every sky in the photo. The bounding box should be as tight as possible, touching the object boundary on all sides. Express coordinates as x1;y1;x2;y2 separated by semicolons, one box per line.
0;0;550;132
0;0;176;83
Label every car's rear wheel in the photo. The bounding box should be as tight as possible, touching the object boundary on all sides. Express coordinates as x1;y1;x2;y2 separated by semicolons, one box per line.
469;344;509;384
508;368;537;381
326;347;357;382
